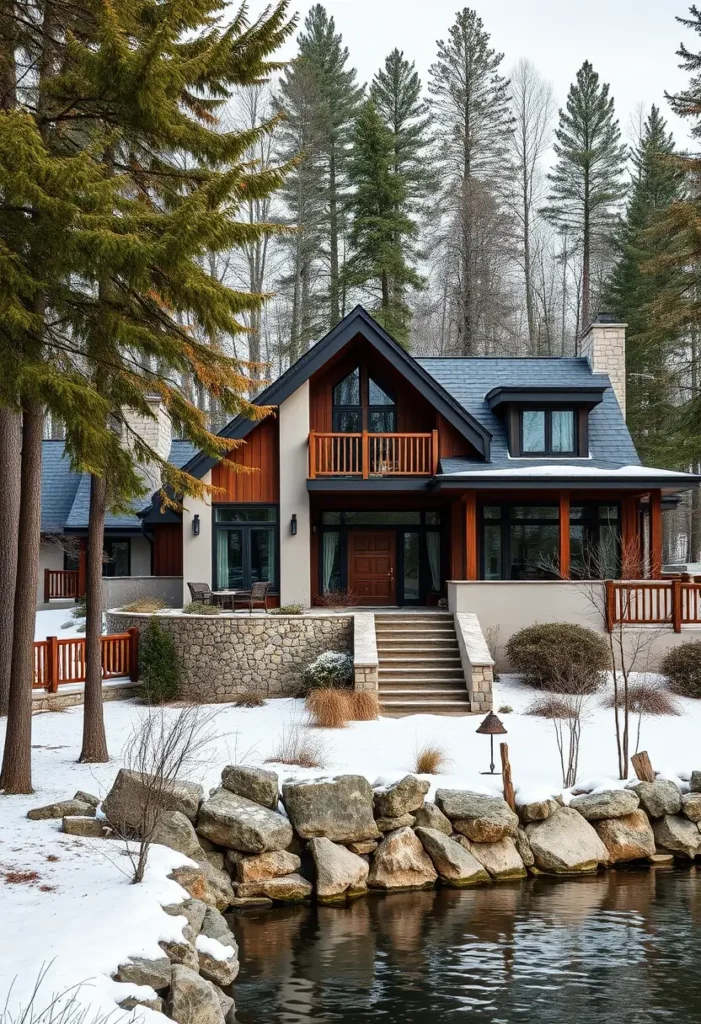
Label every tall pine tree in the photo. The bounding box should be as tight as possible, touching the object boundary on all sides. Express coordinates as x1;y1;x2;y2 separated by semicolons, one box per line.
544;61;627;333
345;99;421;344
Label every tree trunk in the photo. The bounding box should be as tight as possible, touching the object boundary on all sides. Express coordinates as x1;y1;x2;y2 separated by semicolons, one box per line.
0;407;21;715
581;170;590;332
328;146;340;326
79;472;109;763
1;402;43;793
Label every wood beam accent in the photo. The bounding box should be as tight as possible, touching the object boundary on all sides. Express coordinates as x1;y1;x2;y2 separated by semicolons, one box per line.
559;491;570;579
620;495;640;578
464;491;478;580
650;489;663;579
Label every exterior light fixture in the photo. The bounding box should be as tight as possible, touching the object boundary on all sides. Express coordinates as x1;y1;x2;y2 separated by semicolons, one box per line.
192;514;200;537
290;514;298;536
476;712;507;775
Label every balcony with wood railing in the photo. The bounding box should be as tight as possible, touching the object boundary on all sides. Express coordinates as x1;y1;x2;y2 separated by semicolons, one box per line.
309;430;439;479
605;579;701;632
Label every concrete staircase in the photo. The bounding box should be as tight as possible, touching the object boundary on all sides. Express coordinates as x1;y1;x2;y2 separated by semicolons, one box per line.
375;612;472;716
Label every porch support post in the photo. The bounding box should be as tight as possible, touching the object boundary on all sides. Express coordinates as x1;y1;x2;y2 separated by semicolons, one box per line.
650;489;663;579
559;491;570;579
464;491;478;580
620;495;639;578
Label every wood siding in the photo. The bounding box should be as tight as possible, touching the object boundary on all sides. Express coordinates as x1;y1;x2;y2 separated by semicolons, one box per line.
153;523;183;576
212;416;279;503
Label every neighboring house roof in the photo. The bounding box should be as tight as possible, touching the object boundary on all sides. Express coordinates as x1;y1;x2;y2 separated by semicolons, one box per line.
42;438;197;533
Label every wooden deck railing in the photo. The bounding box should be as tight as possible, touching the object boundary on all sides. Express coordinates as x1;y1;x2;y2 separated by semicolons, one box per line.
44;569;82;602
605;580;701;633
309;430;439;479
33;628;139;692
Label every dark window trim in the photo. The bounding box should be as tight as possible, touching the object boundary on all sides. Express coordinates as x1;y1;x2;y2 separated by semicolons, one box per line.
479;502;561;580
517;407;578;457
331;364;397;434
212;502;280;592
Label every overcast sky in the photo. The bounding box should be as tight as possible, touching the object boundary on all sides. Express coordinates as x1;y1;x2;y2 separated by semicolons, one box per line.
256;0;697;149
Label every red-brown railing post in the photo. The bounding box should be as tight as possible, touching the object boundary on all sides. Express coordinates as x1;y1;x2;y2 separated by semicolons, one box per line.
128;627;140;681
362;430;369;480
672;580;682;633
431;429;439;476
605;580;615;632
47;636;59;693
309;431;316;479
44;569;50;603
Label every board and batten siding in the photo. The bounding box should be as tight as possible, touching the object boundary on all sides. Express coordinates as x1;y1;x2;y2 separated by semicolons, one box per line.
211;416;279;503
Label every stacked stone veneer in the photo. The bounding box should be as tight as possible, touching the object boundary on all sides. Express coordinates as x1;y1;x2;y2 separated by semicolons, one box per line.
106;611;352;700
353;613;379;692
580;319;627;419
454;612;494;712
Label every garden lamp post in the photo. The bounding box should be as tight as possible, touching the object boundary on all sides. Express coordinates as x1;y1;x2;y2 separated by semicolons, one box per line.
476;712;507;775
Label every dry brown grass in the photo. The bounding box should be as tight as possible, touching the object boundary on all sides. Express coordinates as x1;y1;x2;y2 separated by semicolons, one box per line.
121;597;167;613
349;691;379;721
265;721;327;768
305;687;352;728
4;870;40;885
413;742;453;775
602;681;683;717
232;691;266;708
525;695;578;719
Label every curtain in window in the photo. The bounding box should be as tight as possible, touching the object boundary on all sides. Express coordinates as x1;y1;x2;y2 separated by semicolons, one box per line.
426;532;441;592
322;532;340;593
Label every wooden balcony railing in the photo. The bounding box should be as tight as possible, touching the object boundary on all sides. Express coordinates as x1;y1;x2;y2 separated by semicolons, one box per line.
33;628;139;692
605;580;701;633
309;430;439;479
44;568;82;602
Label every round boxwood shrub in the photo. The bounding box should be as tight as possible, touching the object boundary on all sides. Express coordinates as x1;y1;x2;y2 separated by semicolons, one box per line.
660;641;701;698
303;651;353;690
505;622;611;693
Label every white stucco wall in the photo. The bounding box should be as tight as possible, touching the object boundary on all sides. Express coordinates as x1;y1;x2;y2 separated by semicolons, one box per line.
181;470;212;605
278;380;311;607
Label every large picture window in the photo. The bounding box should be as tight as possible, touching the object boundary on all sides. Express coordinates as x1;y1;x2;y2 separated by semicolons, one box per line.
214;506;278;590
519;409;575;455
481;505;559;580
331;367;396;433
570;503;621;579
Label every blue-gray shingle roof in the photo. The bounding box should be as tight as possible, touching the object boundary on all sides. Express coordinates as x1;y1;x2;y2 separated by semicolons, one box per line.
417;356;641;472
44;438;198;532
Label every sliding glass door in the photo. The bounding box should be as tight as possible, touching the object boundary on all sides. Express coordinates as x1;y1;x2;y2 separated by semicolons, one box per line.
214;506;278;591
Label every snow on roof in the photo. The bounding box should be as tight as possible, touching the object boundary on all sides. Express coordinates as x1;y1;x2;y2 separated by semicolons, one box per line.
442;463;699;480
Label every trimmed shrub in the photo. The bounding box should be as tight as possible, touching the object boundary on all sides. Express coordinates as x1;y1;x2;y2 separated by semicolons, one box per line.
303;650;353;690
182;601;220;615
506;622;610;693
122;597;166;613
661;641;701;698
305;688;352;728
139;617;181;703
349;691;379;721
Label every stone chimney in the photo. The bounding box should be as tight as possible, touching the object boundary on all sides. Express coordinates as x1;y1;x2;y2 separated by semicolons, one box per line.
121;396;172;494
580;312;627;420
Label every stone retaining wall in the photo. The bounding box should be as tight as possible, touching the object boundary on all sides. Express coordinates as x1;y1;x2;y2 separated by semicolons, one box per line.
106;610;353;700
454;612;494;712
353;613;379;692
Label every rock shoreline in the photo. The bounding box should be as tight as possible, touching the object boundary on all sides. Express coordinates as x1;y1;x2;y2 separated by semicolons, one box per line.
26;769;701;1023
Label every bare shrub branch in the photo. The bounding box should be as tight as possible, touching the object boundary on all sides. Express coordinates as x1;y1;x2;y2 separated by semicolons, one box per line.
264;718;327;768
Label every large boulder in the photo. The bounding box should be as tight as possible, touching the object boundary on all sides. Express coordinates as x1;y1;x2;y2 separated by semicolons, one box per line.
159;939;199;972
27;799;95;821
653;815;701;858
368;827;437;891
163;898;208;938
373;776;430;818
569;789;640;822
435;790;519;843
102;770;202;835
169;863;235;912
525;806;609;874
308;837;369;902
682;792;701;823
152;811;204;860
73;790;100;808
415;827;490;887
114;957;171;990
593;810;656;863
376;814;415;833
62;816;110;838
458;837;526;880
691;771;701;793
632;780;682;820
200;906;236;946
167;965;225;1024
220;766;279;810
514;828;534;868
233;850;301;883
282;776;380;843
412;801;452;835
196;935;239;987
235;873;313;903
197;789;292;853
517;798;559;824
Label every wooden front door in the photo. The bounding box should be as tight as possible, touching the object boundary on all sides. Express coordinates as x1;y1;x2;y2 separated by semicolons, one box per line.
348;531;396;605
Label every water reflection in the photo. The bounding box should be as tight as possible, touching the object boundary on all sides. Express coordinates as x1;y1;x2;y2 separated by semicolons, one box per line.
229;869;701;1023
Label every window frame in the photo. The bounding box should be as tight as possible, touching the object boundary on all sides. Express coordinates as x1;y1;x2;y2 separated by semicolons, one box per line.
479;503;561;580
212;504;279;592
102;537;131;577
517;408;577;457
331;366;397;434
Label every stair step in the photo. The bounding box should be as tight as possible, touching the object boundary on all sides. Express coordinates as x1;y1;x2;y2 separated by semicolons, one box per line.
379;688;468;696
378;665;464;674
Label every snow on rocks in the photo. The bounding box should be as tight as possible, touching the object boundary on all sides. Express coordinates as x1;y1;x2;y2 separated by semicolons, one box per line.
197;788;293;853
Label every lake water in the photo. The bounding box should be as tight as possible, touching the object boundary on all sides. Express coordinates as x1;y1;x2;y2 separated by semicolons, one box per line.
229;869;701;1024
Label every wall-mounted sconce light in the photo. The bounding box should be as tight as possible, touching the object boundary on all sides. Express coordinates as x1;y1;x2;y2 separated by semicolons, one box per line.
192;514;200;537
290;514;298;536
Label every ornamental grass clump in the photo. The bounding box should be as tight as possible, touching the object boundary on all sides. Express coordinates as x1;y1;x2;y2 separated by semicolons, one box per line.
413;742;453;775
182;601;220;616
305;688;352;728
660;641;701;698
506;622;610;693
349;691;380;721
303;651;354;689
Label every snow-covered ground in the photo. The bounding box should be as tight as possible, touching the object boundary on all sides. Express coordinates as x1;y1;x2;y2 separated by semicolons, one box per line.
35;606;85;641
1;675;699;1020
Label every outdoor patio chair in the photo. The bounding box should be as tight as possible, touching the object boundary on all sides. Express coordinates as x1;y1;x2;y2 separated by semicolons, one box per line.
234;580;272;614
187;582;214;605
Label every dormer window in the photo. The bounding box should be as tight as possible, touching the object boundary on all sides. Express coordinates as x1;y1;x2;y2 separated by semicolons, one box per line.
520;409;576;456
